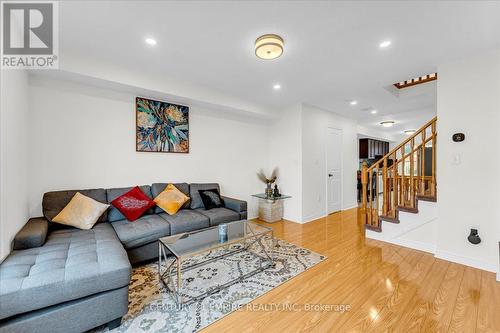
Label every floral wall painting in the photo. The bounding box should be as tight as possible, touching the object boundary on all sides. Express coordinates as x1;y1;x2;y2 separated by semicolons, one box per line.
136;97;189;153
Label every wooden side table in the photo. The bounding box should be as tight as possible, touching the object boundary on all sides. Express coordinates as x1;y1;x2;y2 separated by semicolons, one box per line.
252;194;291;223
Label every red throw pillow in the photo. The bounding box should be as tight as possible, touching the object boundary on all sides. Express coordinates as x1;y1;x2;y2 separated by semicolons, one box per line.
111;186;156;222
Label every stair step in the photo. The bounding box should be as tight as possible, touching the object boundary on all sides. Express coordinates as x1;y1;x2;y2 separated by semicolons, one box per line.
416;194;437;202
397;205;418;213
379;215;399;224
367;194;436;232
365;224;382;232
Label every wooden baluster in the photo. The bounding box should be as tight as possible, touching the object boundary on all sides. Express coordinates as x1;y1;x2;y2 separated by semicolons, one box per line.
421;128;426;196
382;159;388;217
410;137;415;208
431;122;437;197
361;162;368;224
387;161;392;217
392;153;398;218
399;146;405;206
416;147;421;198
375;166;379;223
369;170;373;226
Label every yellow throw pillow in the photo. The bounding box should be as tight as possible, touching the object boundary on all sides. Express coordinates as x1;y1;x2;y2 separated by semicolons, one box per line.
154;184;189;215
52;192;110;230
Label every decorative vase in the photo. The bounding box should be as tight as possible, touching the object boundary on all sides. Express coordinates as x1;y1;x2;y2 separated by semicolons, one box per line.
265;183;273;198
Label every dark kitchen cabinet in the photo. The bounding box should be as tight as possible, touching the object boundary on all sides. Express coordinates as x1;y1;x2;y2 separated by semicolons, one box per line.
359;138;389;159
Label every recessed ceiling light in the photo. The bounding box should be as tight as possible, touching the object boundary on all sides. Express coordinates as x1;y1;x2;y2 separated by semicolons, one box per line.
273;83;281;90
371;109;377;114
349;100;358;106
379;40;392;48
145;38;157;46
255;34;284;60
380;121;395;127
404;129;416;135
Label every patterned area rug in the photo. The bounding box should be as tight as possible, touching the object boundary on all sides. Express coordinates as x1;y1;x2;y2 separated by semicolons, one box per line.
94;236;325;333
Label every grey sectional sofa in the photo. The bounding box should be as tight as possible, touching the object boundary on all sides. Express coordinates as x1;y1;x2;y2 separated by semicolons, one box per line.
0;183;247;333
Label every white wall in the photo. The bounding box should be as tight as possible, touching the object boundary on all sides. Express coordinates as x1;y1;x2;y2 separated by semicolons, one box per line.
301;104;359;222
268;104;302;222
61;57;273;119
27;75;270;219
0;70;30;262
436;49;500;272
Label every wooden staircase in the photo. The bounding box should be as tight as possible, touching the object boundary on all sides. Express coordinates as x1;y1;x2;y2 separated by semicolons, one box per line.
361;117;437;231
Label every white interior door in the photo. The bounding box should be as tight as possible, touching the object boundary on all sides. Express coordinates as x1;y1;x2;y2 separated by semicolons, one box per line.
327;128;342;214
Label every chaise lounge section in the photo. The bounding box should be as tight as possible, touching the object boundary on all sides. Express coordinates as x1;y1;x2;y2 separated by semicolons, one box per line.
0;183;247;333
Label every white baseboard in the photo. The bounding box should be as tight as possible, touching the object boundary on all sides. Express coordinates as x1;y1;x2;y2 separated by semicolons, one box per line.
282;213;301;224
301;213;327;224
366;232;436;254
367;234;497;273
388;238;436;254
342;204;358;211
282;217;302;224
435;250;497;273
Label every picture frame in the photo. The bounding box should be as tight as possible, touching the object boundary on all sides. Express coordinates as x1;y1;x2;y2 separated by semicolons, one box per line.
135;97;190;153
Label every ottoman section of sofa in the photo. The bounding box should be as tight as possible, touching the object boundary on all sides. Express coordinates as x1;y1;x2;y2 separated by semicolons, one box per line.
0;223;131;320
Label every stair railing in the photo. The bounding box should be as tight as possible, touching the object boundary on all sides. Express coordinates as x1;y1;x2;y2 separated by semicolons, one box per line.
361;116;437;231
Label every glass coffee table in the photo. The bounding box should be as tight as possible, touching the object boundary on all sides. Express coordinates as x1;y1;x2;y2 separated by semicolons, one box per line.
158;220;275;304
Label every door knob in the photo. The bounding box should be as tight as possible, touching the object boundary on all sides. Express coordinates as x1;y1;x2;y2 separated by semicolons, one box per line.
328;174;333;177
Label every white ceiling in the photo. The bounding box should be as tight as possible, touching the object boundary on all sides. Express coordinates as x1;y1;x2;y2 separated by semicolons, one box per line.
59;1;500;136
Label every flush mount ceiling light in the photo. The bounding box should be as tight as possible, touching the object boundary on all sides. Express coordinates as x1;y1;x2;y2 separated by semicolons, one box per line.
371;109;377;114
404;129;416;135
349;100;358;106
273;83;281;90
380;121;395;127
255;34;284;60
379;40;392;48
145;38;157;46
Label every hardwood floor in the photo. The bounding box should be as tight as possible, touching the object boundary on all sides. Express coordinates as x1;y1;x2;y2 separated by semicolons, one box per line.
202;208;500;333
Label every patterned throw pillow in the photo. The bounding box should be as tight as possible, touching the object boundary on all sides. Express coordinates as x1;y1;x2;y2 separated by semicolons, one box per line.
198;189;224;210
52;192;110;230
154;184;190;215
111;186;156;221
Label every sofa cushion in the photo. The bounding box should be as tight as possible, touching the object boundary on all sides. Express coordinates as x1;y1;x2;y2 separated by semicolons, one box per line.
158;210;210;235
151;183;190;213
111;186;156;222
195;207;240;226
111;214;170;249
154;184;189;215
42;189;107;223
52;192;110;230
198;188;224;210
0;223;130;320
106;185;154;222
189;183;220;209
